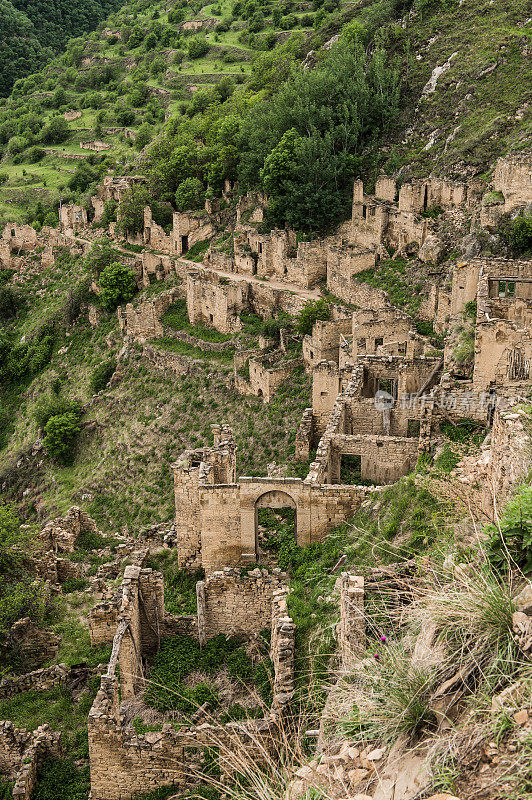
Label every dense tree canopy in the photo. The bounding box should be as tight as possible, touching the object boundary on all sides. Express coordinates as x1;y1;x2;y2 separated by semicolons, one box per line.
146;37;400;233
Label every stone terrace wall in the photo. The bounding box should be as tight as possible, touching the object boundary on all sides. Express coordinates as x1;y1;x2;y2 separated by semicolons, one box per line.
0;664;69;700
196;567;289;645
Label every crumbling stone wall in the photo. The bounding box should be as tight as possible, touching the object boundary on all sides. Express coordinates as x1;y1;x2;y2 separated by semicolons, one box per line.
187;269;246;333
270;588;295;709
237;353;303;402
59;205;88;232
173;426;237;570
0;665;69;700
196;567;288;644
351;307;414;359
88;564;295;800
37;506;102;553
0;723;61;800
303;315;352;371
117;287;181;340
1;224;38;252
326;246;376;304
89;602;118;646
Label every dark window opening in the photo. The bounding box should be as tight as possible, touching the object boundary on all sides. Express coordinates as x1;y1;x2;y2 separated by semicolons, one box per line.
407;419;421;437
209;313;214;323
181;235;189;253
362;205;367;219
375;337;384;348
340;454;362;484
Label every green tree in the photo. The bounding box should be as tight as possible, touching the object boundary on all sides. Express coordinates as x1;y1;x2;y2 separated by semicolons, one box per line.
116;184;151;235
98;262;137;310
296;298;331;335
175;177;206;211
40;115;69;144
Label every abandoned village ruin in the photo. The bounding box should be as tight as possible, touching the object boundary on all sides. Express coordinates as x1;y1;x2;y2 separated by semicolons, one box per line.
0;150;531;800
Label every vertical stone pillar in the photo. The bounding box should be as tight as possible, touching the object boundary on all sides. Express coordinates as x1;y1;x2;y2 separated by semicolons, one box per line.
338;573;365;671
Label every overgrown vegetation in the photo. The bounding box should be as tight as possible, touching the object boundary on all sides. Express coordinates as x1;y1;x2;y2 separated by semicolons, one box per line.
144;633;271;714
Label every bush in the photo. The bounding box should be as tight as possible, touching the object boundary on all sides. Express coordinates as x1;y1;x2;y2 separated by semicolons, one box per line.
508;213;532;255
34;396;82;430
40;116;70;144
90;359;116;393
98;263;137;310
33;758;90;800
486;483;532;573
296;299;331;335
75;528;110;551
61;577;88;593
0;286;23;321
188;37;209;59
43;412;82;464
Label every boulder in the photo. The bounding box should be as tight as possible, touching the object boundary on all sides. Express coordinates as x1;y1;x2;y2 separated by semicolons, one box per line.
419;235;445;264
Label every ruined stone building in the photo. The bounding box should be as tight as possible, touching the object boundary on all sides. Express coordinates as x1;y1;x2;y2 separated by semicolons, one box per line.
173;424;370;574
88;565;295;800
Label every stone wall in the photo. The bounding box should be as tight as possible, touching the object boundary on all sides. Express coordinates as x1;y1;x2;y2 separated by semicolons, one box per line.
270;588;295;710
117;287;181;340
337;574;365;671
351;307;413;360
173;427;237;570
0;723;61;800
37;506;102;553
196;567;288;644
87;563;295;800
0;665;68;700
326;247;376;304
452;406;530;523
89;602;118;646
493;154;532;211
59;205;87;232
303;316;352;371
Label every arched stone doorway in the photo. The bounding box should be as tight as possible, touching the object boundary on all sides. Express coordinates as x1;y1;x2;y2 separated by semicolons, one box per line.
254;490;297;561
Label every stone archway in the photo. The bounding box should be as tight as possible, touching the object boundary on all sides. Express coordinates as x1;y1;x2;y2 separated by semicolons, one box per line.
254;490;297;561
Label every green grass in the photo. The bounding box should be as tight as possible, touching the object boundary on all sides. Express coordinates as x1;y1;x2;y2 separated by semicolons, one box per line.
143;633;269;714
0;685;96;759
155;337;235;364
355;258;422;315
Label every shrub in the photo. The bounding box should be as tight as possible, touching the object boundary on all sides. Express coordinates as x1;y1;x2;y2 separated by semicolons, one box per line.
90;359;116;393
61;577;88;593
43;412;82;464
75;528;110;551
486;483;532;573
34;396;82;430
98;262;137;310
0;286;23;321
32;758;90;800
296;299;331;336
188;37;209;59
508;213;532;255
226;648;253;681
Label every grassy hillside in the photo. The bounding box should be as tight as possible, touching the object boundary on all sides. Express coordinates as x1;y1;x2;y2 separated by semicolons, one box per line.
1;0;529;230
